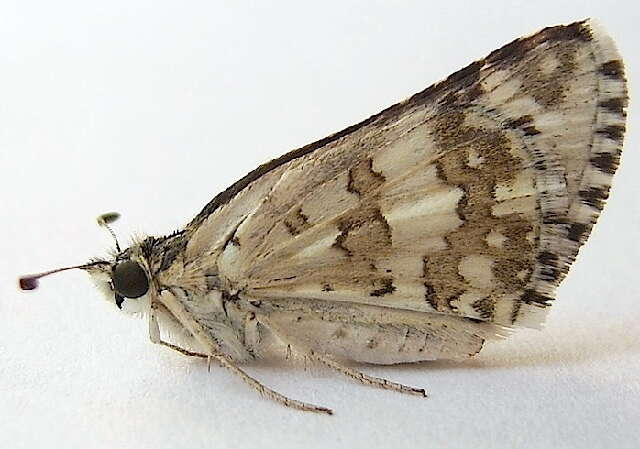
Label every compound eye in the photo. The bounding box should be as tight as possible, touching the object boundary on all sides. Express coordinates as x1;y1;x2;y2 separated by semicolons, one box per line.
112;261;149;299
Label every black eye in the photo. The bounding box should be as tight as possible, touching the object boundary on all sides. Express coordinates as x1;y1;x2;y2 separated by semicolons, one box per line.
112;261;149;299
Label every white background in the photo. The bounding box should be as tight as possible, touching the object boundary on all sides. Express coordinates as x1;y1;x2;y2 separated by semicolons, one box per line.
1;2;638;448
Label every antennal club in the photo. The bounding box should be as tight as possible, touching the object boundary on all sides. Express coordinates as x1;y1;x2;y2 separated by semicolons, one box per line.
97;212;121;252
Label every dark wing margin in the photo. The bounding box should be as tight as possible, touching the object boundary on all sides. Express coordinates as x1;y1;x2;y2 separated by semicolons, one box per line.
188;20;599;231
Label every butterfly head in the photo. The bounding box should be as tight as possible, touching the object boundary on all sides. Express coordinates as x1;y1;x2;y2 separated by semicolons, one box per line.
86;257;151;314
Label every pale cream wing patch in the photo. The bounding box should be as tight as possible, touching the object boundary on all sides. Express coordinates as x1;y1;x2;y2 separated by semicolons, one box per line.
185;20;626;329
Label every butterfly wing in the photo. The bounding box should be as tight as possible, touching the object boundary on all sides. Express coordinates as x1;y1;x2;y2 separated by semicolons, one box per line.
184;20;626;330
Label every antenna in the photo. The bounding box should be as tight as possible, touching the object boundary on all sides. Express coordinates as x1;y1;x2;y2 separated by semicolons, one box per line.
97;212;121;252
19;260;108;291
18;212;120;292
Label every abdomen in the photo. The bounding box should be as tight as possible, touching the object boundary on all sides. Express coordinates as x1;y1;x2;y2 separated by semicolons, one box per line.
249;298;496;364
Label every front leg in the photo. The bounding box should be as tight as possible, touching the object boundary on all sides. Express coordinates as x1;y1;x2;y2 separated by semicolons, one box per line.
148;300;162;344
147;295;332;414
149;301;211;358
153;337;332;414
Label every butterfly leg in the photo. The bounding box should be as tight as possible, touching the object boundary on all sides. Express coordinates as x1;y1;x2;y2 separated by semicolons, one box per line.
208;352;333;415
157;339;209;358
149;293;332;414
307;350;428;397
148;303;212;358
255;315;427;397
155;340;331;413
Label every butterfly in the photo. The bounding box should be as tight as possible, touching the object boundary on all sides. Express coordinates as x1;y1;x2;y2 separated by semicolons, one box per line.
20;19;627;414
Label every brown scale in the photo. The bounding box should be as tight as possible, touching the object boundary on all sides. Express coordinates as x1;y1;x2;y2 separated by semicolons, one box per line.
520;42;580;106
423;110;536;315
283;207;312;236
332;158;396;296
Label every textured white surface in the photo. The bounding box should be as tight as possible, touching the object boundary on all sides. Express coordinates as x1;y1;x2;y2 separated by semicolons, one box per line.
1;2;638;448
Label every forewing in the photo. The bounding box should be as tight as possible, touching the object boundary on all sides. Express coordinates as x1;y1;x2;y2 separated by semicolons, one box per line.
186;20;627;328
